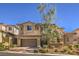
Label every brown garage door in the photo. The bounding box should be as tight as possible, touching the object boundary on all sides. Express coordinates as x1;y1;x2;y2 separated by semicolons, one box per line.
21;39;37;48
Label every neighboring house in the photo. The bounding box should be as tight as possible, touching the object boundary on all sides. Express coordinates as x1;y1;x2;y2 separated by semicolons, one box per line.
0;23;19;47
0;30;16;47
64;28;79;45
0;23;19;35
64;32;74;45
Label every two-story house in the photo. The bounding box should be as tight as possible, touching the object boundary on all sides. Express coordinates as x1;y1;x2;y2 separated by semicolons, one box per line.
15;21;65;48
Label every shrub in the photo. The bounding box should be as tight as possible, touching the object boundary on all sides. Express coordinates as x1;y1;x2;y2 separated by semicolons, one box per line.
74;44;79;48
34;49;38;53
11;44;17;48
54;48;58;52
62;45;77;55
3;42;10;50
39;48;48;53
43;45;48;48
0;43;5;51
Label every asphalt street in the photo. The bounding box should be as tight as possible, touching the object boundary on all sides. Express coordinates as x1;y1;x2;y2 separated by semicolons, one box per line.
0;52;66;56
0;52;53;56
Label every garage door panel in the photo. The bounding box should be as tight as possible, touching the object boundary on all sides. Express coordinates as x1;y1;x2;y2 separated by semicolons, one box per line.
21;39;37;48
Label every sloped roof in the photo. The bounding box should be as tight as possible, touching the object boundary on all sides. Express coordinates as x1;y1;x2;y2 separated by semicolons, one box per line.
16;21;36;25
74;28;79;32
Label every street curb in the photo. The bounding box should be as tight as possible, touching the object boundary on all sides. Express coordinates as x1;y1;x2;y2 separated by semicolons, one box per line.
0;51;72;56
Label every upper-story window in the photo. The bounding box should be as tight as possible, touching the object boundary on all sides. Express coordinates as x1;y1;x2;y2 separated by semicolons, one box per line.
27;26;32;31
8;27;12;31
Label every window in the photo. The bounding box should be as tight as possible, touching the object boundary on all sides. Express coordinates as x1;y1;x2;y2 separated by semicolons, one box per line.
8;27;12;30
27;26;32;30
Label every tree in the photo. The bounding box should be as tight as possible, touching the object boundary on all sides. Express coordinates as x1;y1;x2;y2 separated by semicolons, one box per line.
37;3;64;48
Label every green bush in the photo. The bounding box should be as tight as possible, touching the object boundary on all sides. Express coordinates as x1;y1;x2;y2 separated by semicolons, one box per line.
62;45;77;55
11;44;17;48
34;49;38;53
0;43;5;51
75;44;79;48
39;48;48;53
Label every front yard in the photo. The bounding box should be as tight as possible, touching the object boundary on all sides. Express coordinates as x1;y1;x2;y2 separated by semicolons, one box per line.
0;41;79;55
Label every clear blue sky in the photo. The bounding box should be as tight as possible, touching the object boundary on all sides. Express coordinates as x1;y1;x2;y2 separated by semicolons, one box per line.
0;3;79;32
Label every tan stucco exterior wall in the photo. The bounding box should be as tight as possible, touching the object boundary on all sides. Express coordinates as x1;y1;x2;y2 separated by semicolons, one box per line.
0;32;2;43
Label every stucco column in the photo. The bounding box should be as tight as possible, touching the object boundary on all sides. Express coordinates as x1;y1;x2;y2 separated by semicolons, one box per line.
17;38;21;47
9;37;12;47
37;38;41;48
